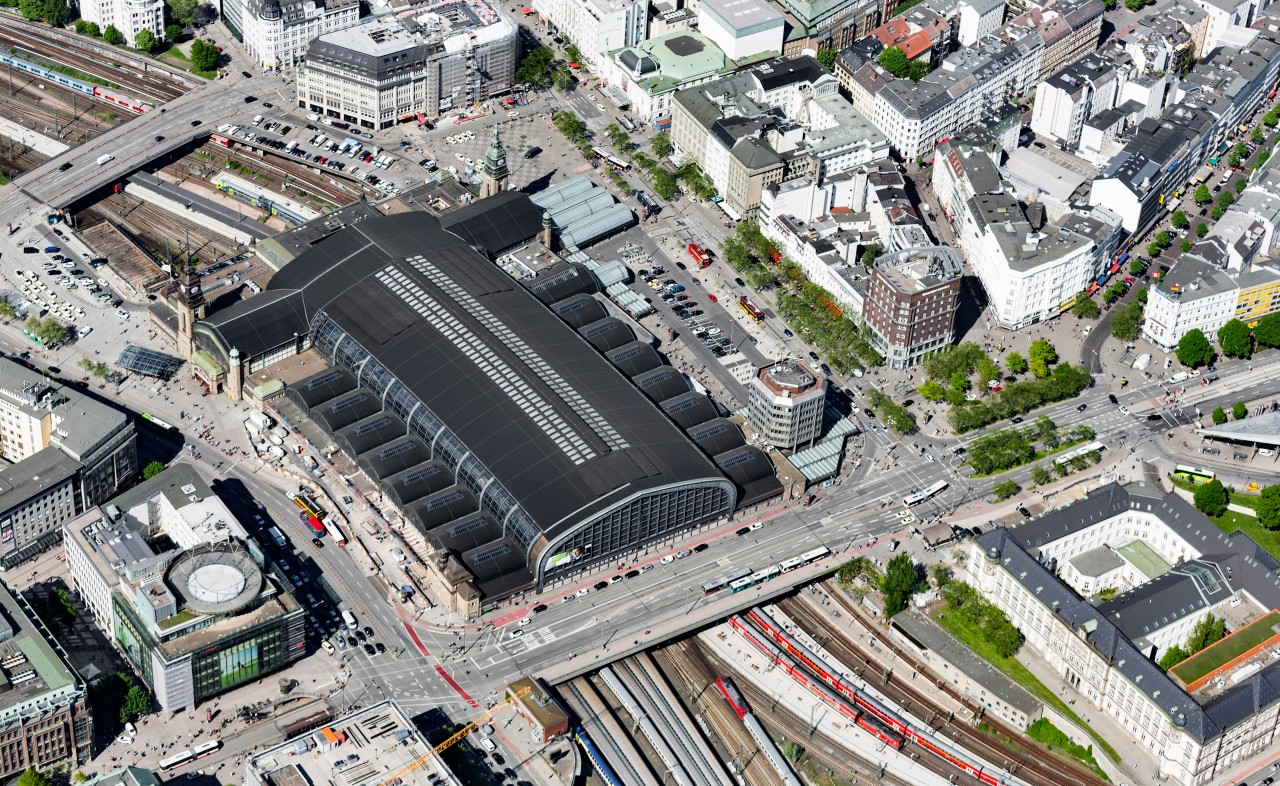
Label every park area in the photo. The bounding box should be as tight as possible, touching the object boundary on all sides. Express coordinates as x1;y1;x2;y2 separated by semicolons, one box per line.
1170;610;1280;690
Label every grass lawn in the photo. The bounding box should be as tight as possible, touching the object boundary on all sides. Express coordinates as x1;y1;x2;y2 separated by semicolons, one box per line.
930;604;1122;765
1166;477;1280;560
1027;719;1110;781
1171;610;1280;685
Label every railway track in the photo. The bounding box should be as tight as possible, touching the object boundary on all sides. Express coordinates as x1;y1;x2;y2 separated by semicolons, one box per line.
560;677;662;786
660;639;798;786
783;590;1107;786
0;19;184;104
678;635;923;786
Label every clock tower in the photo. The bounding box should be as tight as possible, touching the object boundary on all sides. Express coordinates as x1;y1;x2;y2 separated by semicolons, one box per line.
174;260;206;361
479;125;509;199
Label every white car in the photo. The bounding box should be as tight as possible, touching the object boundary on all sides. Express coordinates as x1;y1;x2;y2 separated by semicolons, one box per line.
660;554;675;564
321;640;335;654
508;629;524;639
518;617;531;626
116;309;130;320
480;738;497;753
1119;405;1131;416
596;103;606;111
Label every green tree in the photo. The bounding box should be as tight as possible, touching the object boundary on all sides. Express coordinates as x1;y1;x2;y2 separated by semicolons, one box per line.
1233;400;1247;420
1253;126;1266;144
134;28;156;52
908;59;931;82
1146;241;1162;258
513;46;555;86
1028;338;1057;366
949;370;971;392
1186;614;1227;653
1179;239;1193;253
1237;178;1248;194
1212;406;1227;425
553;110;587;143
1193;479;1229;517
877;46;910;78
1159;644;1189;670
1256;485;1280;529
120;684;149;723
1154;230;1171;249
75;19;101;35
1194;183;1213;205
0;298;17;321
1005;352;1027;375
1111;301;1144;341
18;770;52;786
1138;287;1149;304
564;44;582;64
103;24;125;44
1171;210;1189;229
976;357;1001;389
1196;223;1209;237
167;0;198;24
816;48;837;70
1255;312;1280;348
1218;318;1253;358
859;244;882;266
881;553;919;616
991;480;1021;500
164;23;182;41
189;37;218;70
1030;464;1053;486
1176;329;1215;368
1071;296;1100;319
919;379;947;401
929;563;952;588
1129;259;1146;275
25;316;66;345
651;169;678;200
650;130;673;158
142;460;166;480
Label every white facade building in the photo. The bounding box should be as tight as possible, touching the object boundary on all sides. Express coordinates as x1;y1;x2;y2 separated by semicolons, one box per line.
532;0;647;71
697;0;783;60
230;0;361;72
78;0;163;45
1141;256;1239;349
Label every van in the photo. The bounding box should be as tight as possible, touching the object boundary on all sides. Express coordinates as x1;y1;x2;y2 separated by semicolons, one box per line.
342;610;358;631
307;113;320;121
1169;371;1189;383
96;154;114;166
252;115;263;126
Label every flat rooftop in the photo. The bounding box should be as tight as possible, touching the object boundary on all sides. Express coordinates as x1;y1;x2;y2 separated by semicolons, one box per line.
873;247;963;293
247;702;460;786
0;579;80;722
757;359;820;396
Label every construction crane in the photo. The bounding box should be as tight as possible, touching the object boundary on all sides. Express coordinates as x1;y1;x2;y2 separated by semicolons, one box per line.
377;685;531;786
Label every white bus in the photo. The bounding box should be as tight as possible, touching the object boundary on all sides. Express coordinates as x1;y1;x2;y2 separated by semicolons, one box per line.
903;480;948;507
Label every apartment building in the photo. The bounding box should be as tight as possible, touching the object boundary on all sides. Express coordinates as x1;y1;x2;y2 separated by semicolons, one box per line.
915;0;1005;48
532;0;647;71
226;0;360;71
971;482;1280;786
0;360;136;567
296;6;518;129
863;247;963;367
1030;52;1125;145
1142;256;1240;348
1004;0;1104;80
771;0;879;50
761;208;873;313
1090;27;1280;234
78;0;163;47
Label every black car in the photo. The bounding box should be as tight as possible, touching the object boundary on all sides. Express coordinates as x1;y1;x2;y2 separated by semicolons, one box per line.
625;569;640;578
1011;416;1024;424
58;162;72;171
593;581;609;590
154;135;165;142
734;277;745;286
306;124;318;130
1147;414;1163;421
532;604;548;613
364;643;376;656
693;543;709;552
863;408;875;418
364;626;374;638
1076;403;1087;412
736;527;751;536
524;146;542;159
263;102;273;108
1017;506;1032;518
312;538;324;548
354;631;366;643
375;642;385;653
1108;393;1119;405
243;95;256;103
241;70;253;78
346;636;357;648
675;261;687;269
191;119;202;126
808;351;820;361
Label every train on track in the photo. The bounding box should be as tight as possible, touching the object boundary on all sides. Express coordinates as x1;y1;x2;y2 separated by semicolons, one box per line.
715;677;803;786
735;606;1023;786
0;51;150;113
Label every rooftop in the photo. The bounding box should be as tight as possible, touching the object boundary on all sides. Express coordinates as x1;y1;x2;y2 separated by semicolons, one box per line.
1153;256;1238;302
700;0;783;34
0;579;82;723
247;702;460;786
613;32;737;95
757;359;820;396
872;246;963;293
0;358;131;460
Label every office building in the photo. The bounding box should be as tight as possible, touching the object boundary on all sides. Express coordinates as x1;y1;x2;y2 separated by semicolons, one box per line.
747;359;827;450
77;0;163;48
698;0;784;60
670;56;888;214
0;360;136;567
863;247;963;368
227;0;360;71
63;464;305;711
296;4;519;129
971;482;1280;786
532;0;647;71
935;129;1122;328
196;211;758;606
0;580;92;777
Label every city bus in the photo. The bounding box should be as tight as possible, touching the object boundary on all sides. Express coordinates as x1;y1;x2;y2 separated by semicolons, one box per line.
298;511;325;535
290;492;326;521
158;752;195;773
1052;441;1107;468
701;567;752;595
903;480;948;507
140;412;177;434
1174;464;1216;483
738;296;764;322
191;740;222;759
323;519;347;547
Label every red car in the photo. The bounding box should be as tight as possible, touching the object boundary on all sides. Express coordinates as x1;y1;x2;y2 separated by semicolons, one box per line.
708;293;718;302
1123;276;1135;284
